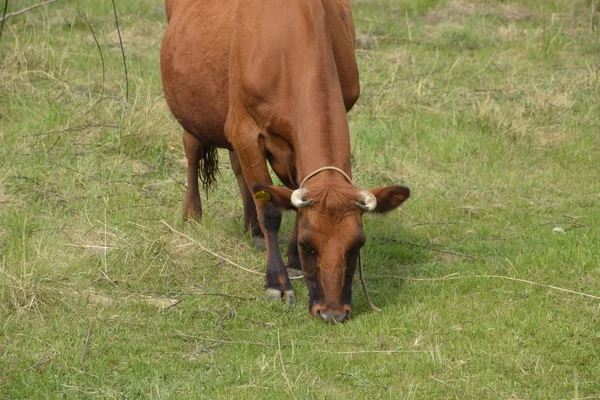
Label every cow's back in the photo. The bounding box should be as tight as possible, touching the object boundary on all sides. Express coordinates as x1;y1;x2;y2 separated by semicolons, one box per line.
161;0;359;149
161;0;236;148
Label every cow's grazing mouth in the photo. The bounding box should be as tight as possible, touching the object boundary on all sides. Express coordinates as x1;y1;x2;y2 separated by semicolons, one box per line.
311;304;352;324
160;0;410;321
254;167;410;322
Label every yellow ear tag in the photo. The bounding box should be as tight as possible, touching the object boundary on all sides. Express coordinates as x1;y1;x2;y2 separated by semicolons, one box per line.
254;190;272;201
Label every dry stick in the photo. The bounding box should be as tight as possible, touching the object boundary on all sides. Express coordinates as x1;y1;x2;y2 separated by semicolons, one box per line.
161;220;263;276
161;220;303;280
80;326;92;373
311;349;427;355
378;236;486;261
45;135;61;154
26;357;56;371
119;288;256;301
378;274;600;301
358;252;381;312
278;330;297;400
26;124;118;138
591;0;596;35
405;11;412;43
216;306;235;336
0;0;8;44
110;0;128;106
174;331;290;347
77;11;105;107
48;160;103;183
160;299;182;313
0;0;58;22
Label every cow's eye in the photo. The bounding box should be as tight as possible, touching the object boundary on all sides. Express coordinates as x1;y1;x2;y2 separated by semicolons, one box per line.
299;240;316;255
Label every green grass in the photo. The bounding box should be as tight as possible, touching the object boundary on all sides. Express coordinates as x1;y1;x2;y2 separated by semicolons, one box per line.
1;0;599;398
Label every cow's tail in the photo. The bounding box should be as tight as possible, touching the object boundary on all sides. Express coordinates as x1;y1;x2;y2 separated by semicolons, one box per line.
199;145;219;193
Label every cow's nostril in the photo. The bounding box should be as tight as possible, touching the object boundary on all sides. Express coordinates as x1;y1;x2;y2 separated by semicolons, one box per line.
317;310;327;321
334;310;349;323
318;309;349;323
338;310;350;323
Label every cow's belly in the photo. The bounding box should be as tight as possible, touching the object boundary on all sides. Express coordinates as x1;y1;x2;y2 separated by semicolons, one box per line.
160;1;235;149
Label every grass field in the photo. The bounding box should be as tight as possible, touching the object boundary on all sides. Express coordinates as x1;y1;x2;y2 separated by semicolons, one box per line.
1;0;599;398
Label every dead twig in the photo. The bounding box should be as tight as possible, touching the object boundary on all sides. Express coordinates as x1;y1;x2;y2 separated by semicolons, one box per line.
311;349;427;355
47;160;103;183
376;236;488;261
174;331;290;347
591;0;596;35
413;221;460;227
119;288;256;301
564;224;590;232
0;0;58;23
216;304;235;336
160;299;182;313
161;220;262;276
80;326;92;373
377;274;600;301
45;135;61;154
77;11;105;110
161;220;302;280
277;330;297;399
25;124;118;138
26;356;56;371
110;0;128;106
0;0;8;44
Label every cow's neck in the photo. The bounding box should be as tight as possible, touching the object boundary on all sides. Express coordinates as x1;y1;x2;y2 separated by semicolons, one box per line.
293;87;352;186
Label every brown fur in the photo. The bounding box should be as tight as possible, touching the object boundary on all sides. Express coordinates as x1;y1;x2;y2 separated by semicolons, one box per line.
161;0;408;321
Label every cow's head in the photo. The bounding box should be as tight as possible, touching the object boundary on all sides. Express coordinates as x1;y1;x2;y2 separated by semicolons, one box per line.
255;181;409;323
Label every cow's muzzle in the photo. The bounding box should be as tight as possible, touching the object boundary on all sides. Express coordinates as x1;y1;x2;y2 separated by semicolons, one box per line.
311;304;352;323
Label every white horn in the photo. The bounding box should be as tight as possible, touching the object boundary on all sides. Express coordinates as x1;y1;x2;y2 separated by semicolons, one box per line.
356;191;377;212
291;188;312;208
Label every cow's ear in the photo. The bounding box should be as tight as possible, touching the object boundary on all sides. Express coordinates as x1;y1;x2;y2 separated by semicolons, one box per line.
252;185;295;210
369;185;410;213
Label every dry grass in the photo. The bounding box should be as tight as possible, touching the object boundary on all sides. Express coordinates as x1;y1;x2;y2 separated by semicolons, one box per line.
1;0;599;398
423;0;536;25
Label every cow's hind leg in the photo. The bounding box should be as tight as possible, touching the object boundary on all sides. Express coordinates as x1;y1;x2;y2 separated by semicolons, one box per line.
182;130;203;221
229;151;265;250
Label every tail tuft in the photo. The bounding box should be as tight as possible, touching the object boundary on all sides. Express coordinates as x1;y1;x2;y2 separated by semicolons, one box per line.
199;145;219;193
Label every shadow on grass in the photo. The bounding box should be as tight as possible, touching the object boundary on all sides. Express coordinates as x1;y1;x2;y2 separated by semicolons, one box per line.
348;226;432;319
176;194;437;322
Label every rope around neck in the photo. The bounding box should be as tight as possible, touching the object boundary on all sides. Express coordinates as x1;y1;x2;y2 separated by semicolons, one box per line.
299;166;381;313
299;166;352;188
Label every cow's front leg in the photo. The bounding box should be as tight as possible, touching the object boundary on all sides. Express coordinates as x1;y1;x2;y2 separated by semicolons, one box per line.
286;216;303;277
258;200;295;303
227;120;295;303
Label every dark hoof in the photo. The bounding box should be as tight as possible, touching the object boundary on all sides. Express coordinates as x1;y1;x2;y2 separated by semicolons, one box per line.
183;195;201;221
183;210;201;222
282;290;296;304
265;288;296;304
265;288;282;301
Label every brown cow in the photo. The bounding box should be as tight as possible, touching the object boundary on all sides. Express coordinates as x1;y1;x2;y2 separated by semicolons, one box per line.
161;0;410;322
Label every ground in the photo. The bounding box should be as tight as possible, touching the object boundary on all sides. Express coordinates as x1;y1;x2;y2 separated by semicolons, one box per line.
1;0;599;398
